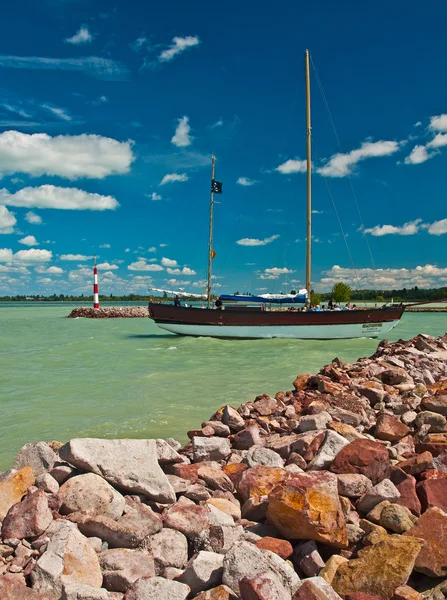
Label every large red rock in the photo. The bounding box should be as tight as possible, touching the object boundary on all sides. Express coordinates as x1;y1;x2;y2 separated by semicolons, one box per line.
236;467;289;502
240;573;289;600
331;440;390;484
164;502;211;539
0;576;52;599
375;414;410;442
416;478;447;512
397;452;433;476
404;507;447;576
293;577;344;600
254;537;293;559
1;489;52;540
267;471;348;548
389;469;421;517
415;434;447;457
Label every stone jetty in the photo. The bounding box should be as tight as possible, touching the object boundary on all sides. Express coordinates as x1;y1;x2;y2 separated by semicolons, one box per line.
67;307;149;318
2;333;447;600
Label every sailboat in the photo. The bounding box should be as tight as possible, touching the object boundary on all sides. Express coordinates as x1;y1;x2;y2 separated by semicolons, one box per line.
148;51;405;339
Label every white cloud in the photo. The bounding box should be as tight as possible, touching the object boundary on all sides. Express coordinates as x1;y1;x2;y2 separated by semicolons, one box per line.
364;219;422;236
35;265;64;274
161;257;177;267
0;131;134;179
210;119;223;129
429;114;447;132
0;185;119;210
171;116;192;147
0;55;129;81
128;261;163;272
276;159;307;174
125;248;130;253
25;211;42;224
158;36;200;63
404;145;432;165
65;26;93;45
150;192;162;201
159;243;168;247
160;173;188;185
0;206;16;234
96;262;118;270
148;246;157;253
19;235;39;246
99;243;111;248
237;177;258;186
414;121;422;127
0;248;52;264
237;234;280;247
60;254;93;261
130;36;150;52
319;140;400;177
166;266;196;275
260;266;295;280
427;133;447;149
427;219;447;236
41;104;72;121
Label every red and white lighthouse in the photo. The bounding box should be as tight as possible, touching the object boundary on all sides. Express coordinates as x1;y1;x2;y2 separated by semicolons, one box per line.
93;255;99;309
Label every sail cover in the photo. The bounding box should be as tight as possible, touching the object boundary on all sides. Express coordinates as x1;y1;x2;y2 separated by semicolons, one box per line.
219;290;308;304
150;288;207;299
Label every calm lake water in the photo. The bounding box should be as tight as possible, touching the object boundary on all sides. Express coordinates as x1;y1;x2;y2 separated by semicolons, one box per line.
1;303;446;470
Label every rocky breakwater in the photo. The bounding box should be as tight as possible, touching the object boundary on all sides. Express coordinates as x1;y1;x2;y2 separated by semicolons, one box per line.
67;307;149;318
2;333;447;599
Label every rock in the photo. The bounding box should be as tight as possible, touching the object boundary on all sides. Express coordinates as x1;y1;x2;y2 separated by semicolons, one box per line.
294;373;312;391
236;466;289;502
239;572;291;600
209;524;244;553
267;471;348;548
0;467;35;520
193;438;231;463
222;406;245;432
99;548;155;592
397;452;433;476
293;577;344;600
61;582;110;599
207;504;235;528
13;443;57;478
380;368;413;386
389;469;421;516
2;489;53;540
379;504;415;533
328;422;364;443
124;576;190;600
416;477;447;512
307;431;350;471
241;496;268;521
365;501;392;526
403;506;447;577
422;396;447;416
31;520;102;599
357;382;386;406
176;551;224;596
374;415;410;442
331;439;390;484
59;474;125;520
35;473;59;494
401;411;418;426
205;499;241;521
143;528;188;571
392;585;423;600
59;439;175;504
197;465;234;492
331;535;423;599
416;411;447;433
232;427;265;451
0;575;52;599
255;537;293;560
337;474;372;498
298;412;332;432
356;479;400;514
164;502;211;540
246;447;284;468
319;555;349;584
50;463;76;485
193;585;237;599
156;439;184;464
293;540;325;577
202;422;231;438
222;541;300;596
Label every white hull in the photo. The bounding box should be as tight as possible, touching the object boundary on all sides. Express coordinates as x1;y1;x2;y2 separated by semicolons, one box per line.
155;320;400;339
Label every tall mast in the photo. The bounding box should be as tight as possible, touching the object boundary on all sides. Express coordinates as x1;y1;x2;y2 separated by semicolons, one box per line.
206;156;216;308
305;49;312;299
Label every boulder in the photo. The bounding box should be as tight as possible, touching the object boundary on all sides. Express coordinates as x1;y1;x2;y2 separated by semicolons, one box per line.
331;535;423;599
2;488;53;540
61;582;110;599
337;474;372;499
416;477;447;512
392;586;424;600
232;427;265;451
236;466;289;502
389;469;421;516
197;465;234;492
319;555;349;584
246;447;284;468
307;431;350;471
192;438;231;463
397;452;433;476
255;537;293;560
415;411;446;433
164;502;211;540
99;548;155;592
379;368;413;386
222;406;245;432
422;395;447;416
239;572;291;600
403;507;447;577
13;443;57;478
205;498;241;521
193;585;237;599
293;577;344;600
267;471;348;548
143;528;188;571
356;479;400;514
379;504;415;533
0;575;52;599
124;576;190;600
298;412;332;432
59;473;125;520
31;520;102;599
59;439;175;503
293;541;325;577
156;439;184;464
176;551;224;596
374;414;410;442
0;467;35;520
35;473;59;495
330;439;390;484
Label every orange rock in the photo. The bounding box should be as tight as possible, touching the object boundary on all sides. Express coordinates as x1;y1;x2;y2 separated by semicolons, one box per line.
392;585;423;600
236;466;289;503
0;467;35;519
222;463;247;486
293;373;312;391
192;584;236;599
266;471;348;549
255;536;293;559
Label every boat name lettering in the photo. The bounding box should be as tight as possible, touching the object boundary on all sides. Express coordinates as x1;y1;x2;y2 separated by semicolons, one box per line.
362;323;383;329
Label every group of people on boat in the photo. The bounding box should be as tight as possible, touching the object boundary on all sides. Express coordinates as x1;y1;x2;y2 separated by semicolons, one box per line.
287;302;357;312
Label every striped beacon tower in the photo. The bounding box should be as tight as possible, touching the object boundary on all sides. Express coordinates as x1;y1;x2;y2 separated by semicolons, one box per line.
93;255;99;309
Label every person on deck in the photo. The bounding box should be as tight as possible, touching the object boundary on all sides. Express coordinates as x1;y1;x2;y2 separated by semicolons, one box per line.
328;297;334;310
215;298;223;310
174;295;181;307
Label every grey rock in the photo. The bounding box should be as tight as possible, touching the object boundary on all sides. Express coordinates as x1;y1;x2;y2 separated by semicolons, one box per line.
61;582;109;600
50;463;76;485
156;439;183;465
307;430;350;470
293;540;325;577
59;474;125;520
207;504;235;527
222;405;245;432
202;421;231;437
337;474;372;498
99;548;155;592
192;437;231;463
246;446;284;468
356;478;400;513
35;473;59;494
125;577;190;600
346;524;364;543
176;550;224;595
13;443;57;477
143;528;188;571
379;503;415;533
298;412;331;433
59;439;175;504
415;411;446;433
401;411;418;425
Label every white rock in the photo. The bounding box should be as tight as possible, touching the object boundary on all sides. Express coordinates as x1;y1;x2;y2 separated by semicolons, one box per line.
99;548;155;593
59;473;125;520
356;478;400;513
61;582;109;600
176;551;224;596
307;430;350;470
125;576;190;600
143;528;188;571
298;412;332;432
156;440;183;464
13;442;57;477
59;439;175;504
246;446;284;468
207;504;236;527
192;437;231;463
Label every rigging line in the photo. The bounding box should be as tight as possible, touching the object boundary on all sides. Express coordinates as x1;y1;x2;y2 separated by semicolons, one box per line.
310;55;377;271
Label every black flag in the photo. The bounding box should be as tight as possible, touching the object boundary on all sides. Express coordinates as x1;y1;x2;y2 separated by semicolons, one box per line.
211;179;222;194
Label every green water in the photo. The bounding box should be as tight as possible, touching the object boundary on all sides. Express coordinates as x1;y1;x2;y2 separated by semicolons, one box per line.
1;303;446;471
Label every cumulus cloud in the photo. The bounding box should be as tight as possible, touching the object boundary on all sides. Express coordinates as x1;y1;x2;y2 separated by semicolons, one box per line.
96;262;118;270
171;116;192;147
0;55;129;81
0;248;52;264
160;173;188;185
148;246;157;253
404;115;447;165
429;114;447;132
35;265;64;274
404;145;432;165
65;26;93;45
161;257;177;267
25;211;42;224
427;219;447;236
128;261;163;271
319;140;400;177
0;131;134;179
99;243;111;248
158;36;200;63
364;219;422;236
60;254;93;261
275;159;307;174
0;206;16;234
19;235;39;246
150;192;162;200
259;266;295;280
237;234;280;247
0;185;119;210
166;266;196;275
237;177;258;186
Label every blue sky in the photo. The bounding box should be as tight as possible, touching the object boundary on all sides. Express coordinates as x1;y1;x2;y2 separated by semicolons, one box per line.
1;0;447;296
